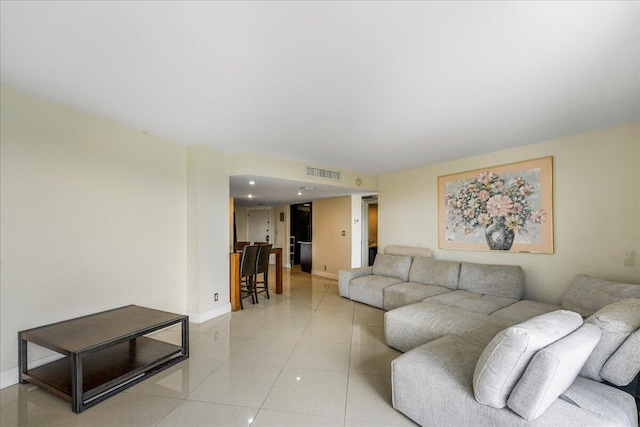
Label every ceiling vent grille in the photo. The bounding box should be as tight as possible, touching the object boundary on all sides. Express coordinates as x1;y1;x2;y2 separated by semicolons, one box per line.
305;166;341;181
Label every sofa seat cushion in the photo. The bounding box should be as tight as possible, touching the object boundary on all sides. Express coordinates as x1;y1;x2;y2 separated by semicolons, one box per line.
562;274;640;318
383;282;451;311
350;275;404;309
507;324;601;420
423;290;519;315
407;258;460;290
562;376;639;427
392;336;485;427
457;323;515;348
491;300;562;325
581;298;640;382
473;310;583;409
392;336;637;427
372;253;412;281
458;262;524;299
384;301;510;352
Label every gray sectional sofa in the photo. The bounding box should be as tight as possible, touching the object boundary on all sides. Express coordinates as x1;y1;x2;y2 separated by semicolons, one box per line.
338;246;640;426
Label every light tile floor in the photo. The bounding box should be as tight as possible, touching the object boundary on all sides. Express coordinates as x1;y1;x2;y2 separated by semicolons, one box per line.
0;268;417;427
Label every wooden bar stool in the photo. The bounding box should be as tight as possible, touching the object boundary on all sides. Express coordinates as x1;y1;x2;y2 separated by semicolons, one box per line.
255;244;273;301
235;241;250;252
239;245;259;309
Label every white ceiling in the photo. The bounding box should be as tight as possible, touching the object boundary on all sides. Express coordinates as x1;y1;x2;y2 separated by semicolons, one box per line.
1;2;638;201
230;175;375;207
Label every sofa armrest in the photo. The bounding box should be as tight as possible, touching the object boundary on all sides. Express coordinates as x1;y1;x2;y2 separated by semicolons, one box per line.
338;266;373;298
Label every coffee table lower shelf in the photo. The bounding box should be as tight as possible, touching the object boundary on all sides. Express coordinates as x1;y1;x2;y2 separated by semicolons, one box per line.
23;337;184;406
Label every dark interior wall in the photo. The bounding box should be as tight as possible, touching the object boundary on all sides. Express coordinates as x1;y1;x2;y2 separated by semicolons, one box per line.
290;203;312;265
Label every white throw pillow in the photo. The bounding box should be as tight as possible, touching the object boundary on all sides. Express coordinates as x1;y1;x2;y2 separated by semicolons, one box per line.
473;310;583;408
507;324;601;420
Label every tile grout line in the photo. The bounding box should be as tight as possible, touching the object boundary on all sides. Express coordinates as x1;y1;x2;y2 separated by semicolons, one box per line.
254;272;329;422
343;293;357;425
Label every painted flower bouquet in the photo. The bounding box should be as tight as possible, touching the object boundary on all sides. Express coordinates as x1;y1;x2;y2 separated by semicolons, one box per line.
445;170;547;250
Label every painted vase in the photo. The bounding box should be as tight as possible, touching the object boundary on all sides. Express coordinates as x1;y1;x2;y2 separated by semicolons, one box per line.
485;217;515;250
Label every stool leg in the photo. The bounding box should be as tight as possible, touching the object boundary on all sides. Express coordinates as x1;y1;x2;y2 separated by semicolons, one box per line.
250;276;256;304
254;275;259;303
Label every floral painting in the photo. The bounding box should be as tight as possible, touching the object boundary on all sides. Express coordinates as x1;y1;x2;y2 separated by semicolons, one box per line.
438;157;553;253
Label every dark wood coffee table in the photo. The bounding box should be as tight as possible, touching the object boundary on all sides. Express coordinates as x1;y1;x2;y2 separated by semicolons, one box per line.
18;305;189;413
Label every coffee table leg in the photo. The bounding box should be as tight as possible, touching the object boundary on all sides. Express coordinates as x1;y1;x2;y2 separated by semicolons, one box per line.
18;333;28;384
181;318;189;357
71;353;83;413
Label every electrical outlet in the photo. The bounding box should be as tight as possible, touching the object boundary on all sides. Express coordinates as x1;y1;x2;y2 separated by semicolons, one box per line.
341;230;346;236
324;265;327;271
214;293;219;301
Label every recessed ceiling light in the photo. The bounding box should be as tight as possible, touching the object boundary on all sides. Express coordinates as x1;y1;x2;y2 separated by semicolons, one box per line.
249;181;255;185
297;191;302;196
248;194;253;198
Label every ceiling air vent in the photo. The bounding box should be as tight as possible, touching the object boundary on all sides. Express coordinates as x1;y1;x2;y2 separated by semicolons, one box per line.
305;166;341;181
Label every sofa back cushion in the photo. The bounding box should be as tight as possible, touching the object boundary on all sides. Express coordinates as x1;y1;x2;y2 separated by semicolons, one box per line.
580;298;640;382
562;275;640;318
408;258;460;290
458;262;524;299
473;310;583;409
372;254;412;281
384;245;433;258
507;324;601;420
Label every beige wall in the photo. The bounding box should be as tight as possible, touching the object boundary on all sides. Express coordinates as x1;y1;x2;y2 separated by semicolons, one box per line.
186;144;230;318
1;86;233;382
273;205;290;267
379;123;640;304
234;206;249;243
0;86;188;372
351;195;363;268
312;196;353;277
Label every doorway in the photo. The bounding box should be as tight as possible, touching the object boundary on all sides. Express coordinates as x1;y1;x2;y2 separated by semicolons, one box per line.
361;196;378;266
248;210;270;244
290;203;312;266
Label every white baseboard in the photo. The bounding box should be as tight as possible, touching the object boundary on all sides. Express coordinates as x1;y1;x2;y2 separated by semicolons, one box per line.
185;303;231;323
311;270;339;280
1;353;65;389
1;304;231;390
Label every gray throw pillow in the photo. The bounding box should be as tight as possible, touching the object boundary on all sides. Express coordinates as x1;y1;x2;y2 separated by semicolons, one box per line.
473;310;583;408
507;324;601;420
